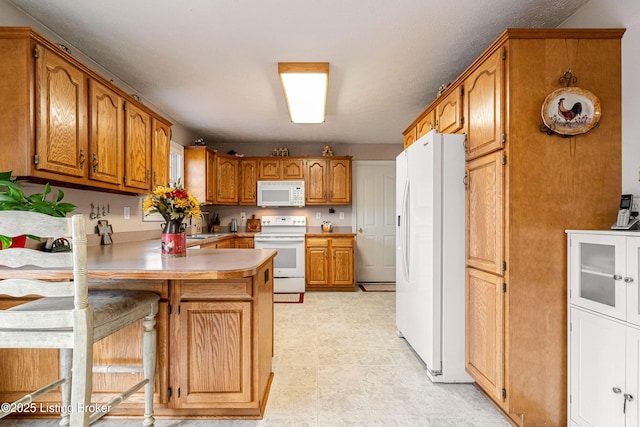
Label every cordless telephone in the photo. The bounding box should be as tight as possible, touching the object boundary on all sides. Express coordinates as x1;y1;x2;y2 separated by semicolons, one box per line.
612;194;639;230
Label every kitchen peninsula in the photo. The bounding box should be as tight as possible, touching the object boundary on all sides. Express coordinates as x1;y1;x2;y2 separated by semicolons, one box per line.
0;241;276;420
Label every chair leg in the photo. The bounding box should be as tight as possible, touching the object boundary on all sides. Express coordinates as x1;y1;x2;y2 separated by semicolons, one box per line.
142;312;157;426
59;348;72;427
70;308;93;427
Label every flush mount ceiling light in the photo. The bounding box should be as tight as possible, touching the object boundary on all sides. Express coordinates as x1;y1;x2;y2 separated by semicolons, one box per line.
278;62;329;124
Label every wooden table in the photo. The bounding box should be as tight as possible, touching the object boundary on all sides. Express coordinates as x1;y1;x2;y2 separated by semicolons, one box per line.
0;241;277;420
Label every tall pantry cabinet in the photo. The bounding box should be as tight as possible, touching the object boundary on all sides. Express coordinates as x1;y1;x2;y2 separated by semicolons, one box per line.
464;29;623;426
403;28;624;426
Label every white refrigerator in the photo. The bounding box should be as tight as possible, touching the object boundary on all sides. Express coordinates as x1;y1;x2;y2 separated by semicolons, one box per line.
396;129;471;383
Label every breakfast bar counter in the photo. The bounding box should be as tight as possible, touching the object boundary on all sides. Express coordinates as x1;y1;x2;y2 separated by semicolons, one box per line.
0;241;277;420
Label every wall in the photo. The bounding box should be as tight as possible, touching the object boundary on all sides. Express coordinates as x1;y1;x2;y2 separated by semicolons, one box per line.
560;0;640;202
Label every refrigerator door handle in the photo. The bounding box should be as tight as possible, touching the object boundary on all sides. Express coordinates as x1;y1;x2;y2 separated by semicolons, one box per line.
402;180;410;280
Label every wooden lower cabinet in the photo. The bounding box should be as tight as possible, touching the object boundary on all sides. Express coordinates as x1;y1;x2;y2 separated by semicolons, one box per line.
465;268;504;406
0;261;274;419
174;300;253;407
305;235;355;291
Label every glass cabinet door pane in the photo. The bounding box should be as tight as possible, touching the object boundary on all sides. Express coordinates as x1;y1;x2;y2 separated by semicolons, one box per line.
579;243;615;306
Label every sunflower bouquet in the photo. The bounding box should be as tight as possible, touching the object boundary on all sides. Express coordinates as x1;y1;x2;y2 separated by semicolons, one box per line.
143;181;201;230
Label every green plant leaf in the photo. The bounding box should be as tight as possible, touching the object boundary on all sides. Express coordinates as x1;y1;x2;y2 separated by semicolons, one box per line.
0;235;12;249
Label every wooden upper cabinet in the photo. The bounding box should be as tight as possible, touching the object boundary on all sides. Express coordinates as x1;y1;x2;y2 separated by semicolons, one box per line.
465;150;504;276
215;154;239;204
304;159;328;204
184;148;239;205
0;28;171;195
89;79;123;186
184;146;214;204
258;158;303;180
239;158;257;205
35;44;88;178
464;47;504;160
123;102;152;191
152;119;171;188
304;158;352;205
328;159;351;204
436;85;464;134
403;126;417;149
416;109;436;139
282;158;304;179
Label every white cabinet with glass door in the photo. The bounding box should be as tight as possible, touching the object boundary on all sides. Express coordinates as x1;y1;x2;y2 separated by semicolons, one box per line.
567;230;640;426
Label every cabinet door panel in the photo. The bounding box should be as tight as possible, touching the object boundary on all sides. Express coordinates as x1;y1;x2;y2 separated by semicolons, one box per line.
281;158;303;179
416;109;436;139
466;268;504;406
152;119;171;188
328;159;351;204
175;301;252;406
240;159;257;204
124;103;151;191
568;233;626;321
464;48;503;160
89;80;123;185
35;45;87;177
306;246;329;286
332;246;354;287
569;308;626;427
215;156;239;204
466;151;504;275
258;158;279;180
436;87;463;134
403;127;416;149
305;159;327;204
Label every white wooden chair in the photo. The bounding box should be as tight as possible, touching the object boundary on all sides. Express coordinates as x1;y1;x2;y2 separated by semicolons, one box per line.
0;211;159;426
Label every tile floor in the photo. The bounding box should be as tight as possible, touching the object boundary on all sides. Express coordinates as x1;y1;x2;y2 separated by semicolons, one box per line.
3;289;510;427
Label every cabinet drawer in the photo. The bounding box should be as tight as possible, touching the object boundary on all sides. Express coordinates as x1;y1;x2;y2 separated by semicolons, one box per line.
179;279;252;300
330;237;354;247
306;237;330;247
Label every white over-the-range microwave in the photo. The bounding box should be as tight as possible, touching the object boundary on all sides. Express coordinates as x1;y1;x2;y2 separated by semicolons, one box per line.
257;180;305;207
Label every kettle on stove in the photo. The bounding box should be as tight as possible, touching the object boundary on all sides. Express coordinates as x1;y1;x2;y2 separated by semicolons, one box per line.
322;221;333;232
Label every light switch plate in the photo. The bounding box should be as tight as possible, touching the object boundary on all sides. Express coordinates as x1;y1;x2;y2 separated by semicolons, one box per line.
316;212;321;219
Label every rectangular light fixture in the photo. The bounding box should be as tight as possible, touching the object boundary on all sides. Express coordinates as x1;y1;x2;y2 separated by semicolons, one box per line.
278;62;329;124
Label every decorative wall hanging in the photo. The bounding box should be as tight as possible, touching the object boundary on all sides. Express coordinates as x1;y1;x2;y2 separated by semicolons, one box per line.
97;220;113;245
540;70;601;136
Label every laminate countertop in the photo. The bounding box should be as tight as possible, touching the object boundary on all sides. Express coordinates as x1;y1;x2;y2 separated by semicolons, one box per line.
0;240;277;281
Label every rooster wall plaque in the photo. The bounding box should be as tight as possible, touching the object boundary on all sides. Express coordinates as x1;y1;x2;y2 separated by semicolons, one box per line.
541;87;601;136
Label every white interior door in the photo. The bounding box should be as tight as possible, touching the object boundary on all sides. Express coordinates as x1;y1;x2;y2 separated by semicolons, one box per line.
353;160;396;283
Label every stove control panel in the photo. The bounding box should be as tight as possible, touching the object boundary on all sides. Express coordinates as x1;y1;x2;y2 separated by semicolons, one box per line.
261;215;307;227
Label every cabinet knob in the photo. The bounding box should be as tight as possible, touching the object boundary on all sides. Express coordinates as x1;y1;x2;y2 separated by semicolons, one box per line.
614;274;623;280
613;387;622;394
358;228;363;233
79;150;86;169
624;276;634;283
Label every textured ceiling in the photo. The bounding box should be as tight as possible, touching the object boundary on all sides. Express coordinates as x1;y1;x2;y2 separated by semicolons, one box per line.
10;0;589;145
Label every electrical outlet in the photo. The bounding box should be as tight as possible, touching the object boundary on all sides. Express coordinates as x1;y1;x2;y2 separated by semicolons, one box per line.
240;211;246;221
316;212;321;219
123;206;130;220
339;212;345;219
